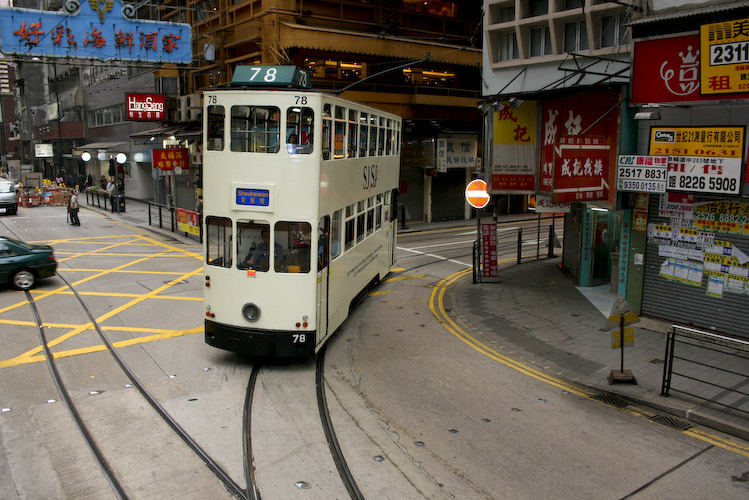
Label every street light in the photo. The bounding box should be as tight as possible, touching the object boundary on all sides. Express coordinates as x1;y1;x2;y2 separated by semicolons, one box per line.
81;151;91;162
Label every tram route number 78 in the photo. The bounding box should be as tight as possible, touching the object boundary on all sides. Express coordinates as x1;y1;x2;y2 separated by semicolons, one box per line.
293;334;307;343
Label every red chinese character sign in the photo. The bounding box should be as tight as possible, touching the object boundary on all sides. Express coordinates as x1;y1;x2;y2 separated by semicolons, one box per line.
0;0;191;63
632;34;744;103
153;149;189;171
481;222;498;278
490;100;537;194
127;93;165;121
540;90;619;203
553;136;610;202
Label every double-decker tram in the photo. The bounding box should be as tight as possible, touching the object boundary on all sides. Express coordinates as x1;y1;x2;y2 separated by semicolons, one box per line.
202;66;401;357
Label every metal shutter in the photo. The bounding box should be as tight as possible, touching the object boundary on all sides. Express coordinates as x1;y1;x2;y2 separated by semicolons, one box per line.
641;195;749;337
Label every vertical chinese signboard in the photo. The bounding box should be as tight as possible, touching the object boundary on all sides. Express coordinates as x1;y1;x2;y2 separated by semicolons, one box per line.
700;17;749;95
540;90;619;202
481;222;498;279
0;1;191;63
490;100;537;194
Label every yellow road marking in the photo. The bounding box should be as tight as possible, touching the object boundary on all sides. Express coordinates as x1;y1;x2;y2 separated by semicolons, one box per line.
29;290;202;301
430;267;749;458
28;234;143;244
56;268;199;276
55;252;195;258
368;290;390;296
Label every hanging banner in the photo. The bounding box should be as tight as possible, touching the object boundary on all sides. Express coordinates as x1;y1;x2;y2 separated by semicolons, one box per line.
553;136;610;202
541;90;619;201
700;17;749;95
436;134;477;173
0;1;192;63
490;100;537;193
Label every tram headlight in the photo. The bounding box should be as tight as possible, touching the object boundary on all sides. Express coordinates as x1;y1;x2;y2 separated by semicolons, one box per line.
242;303;261;322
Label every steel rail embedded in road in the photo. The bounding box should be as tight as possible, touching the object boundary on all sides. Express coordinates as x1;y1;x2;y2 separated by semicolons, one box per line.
316;347;364;500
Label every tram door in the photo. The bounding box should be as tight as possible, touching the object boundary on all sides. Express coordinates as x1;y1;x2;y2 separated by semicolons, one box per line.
316;216;330;344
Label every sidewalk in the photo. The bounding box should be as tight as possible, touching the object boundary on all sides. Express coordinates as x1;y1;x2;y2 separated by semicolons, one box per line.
446;257;749;441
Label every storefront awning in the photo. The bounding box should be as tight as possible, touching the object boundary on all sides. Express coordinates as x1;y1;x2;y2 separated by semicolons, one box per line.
130;126;186;138
278;22;481;67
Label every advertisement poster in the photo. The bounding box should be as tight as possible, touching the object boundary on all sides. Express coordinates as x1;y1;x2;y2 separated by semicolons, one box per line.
667;156;742;195
632;34;745;103
700;17;749;95
176;208;200;236
540;90;619;200
649;126;744;158
490;101;536;193
617;155;668;193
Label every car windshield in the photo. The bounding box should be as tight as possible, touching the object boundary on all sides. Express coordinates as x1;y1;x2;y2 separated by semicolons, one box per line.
0;183;14;193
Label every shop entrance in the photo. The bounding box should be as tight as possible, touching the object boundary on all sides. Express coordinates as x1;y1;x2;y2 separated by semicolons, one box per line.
590;210;620;286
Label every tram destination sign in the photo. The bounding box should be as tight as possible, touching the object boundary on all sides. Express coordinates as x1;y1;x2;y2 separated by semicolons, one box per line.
231;66;311;89
616;155;668;193
236;188;270;207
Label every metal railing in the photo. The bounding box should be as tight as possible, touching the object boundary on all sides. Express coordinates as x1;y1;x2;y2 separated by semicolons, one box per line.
661;325;749;415
147;202;202;242
472;214;563;283
85;189;111;211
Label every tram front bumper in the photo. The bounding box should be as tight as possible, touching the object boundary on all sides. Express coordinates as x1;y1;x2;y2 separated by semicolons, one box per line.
205;319;315;357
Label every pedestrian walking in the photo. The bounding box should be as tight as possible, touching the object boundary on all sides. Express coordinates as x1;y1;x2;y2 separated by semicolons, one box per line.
68;189;80;226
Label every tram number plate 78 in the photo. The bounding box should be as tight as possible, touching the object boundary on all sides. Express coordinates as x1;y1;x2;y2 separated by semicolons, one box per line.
293;334;307;343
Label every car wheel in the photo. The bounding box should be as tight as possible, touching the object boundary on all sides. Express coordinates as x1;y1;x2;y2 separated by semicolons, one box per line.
12;269;35;290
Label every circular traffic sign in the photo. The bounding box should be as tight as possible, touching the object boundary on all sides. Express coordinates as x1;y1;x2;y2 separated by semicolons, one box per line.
465;179;490;209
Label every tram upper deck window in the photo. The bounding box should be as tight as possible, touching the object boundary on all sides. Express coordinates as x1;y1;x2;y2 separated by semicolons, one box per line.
386;119;393;155
322;104;332;160
206;216;232;268
359;113;368;157
334;106;346;159
348;110;358;158
275;221;311;273
237;221;274;273
230;106;280;153
286;107;314;154
207;105;225;151
368;115;377;157
378;117;385;155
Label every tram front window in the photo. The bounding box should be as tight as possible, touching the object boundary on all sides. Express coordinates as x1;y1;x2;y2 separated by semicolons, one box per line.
230;106;280;153
275;221;311;273
206;216;232;268
238;222;275;272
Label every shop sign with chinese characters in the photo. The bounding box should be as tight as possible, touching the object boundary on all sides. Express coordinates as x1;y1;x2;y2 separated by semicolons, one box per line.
617;155;668;193
0;1;191;63
127;93;165;121
490;100;537;193
700;17;749;95
667;156;742;195
153;149;188;171
437;134;477;173
481;222;498;278
632;34;745;103
553;136;610;202
649;126;744;158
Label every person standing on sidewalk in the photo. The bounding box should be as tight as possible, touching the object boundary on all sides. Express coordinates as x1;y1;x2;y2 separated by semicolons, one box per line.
68;189;80;226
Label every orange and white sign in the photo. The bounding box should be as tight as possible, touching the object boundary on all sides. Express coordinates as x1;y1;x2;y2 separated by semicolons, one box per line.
465;179;490;209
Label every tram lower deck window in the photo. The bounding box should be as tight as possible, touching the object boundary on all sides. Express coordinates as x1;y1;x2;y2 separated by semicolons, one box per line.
275;222;312;273
206;216;233;268
237;222;273;272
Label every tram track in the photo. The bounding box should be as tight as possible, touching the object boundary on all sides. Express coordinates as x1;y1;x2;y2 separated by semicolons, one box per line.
1;220;247;499
243;347;362;499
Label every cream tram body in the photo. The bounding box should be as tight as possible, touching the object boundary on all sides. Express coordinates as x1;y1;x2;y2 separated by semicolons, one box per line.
202;78;400;356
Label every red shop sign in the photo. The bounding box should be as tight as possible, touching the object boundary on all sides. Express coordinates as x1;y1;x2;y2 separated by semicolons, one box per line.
632;34;745;104
152;148;188;170
127;93;165;121
553;136;610;203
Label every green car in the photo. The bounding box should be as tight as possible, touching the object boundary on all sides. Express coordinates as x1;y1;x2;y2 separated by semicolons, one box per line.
0;237;57;290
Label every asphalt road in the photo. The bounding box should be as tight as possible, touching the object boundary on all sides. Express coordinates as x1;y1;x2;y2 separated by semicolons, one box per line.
0;207;746;499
